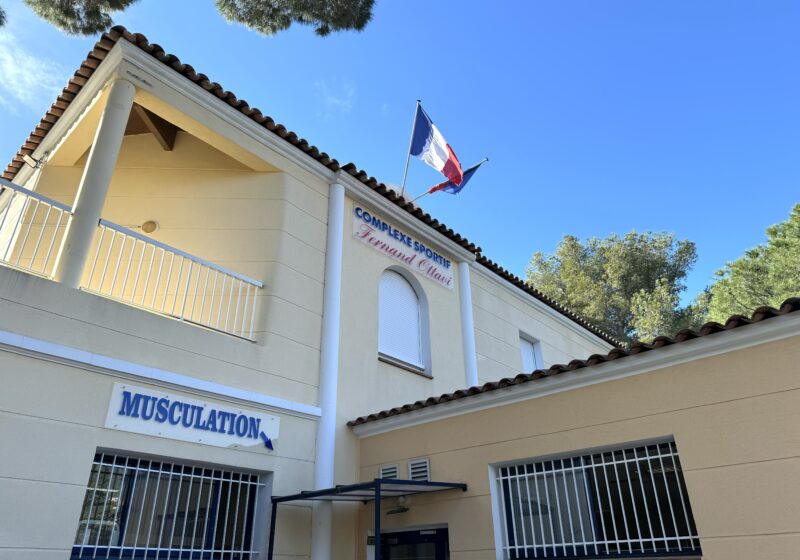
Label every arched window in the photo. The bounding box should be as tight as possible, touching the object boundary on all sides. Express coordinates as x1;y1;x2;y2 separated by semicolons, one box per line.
378;269;427;370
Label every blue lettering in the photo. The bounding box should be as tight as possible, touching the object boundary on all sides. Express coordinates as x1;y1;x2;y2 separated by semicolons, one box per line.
181;403;195;427
155;398;169;423
140;395;155;420
118;391;143;418
248;417;261;439
217;411;229;433
355;207;363;219
206;409;218;432
235;415;248;437
168;401;182;425
194;406;209;430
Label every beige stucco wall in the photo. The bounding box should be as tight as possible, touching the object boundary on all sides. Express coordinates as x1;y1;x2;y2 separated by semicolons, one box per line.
470;268;612;384
357;333;800;559
0;265;317;559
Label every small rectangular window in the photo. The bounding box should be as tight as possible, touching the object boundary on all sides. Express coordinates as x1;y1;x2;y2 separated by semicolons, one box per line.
519;335;543;372
495;440;701;559
72;452;262;559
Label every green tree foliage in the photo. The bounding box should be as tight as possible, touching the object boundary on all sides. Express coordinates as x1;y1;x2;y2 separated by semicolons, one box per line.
526;232;702;344
2;0;375;36
216;0;374;36
707;203;800;322
23;0;140;35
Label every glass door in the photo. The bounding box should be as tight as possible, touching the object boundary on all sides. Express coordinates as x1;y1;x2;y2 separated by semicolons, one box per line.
380;528;449;560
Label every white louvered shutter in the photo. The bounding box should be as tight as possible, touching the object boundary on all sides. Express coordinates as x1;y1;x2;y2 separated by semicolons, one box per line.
379;270;423;367
408;458;430;481
380;464;399;479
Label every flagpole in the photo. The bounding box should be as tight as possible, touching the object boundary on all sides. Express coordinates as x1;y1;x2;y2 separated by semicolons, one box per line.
409;191;430;204
399;100;421;198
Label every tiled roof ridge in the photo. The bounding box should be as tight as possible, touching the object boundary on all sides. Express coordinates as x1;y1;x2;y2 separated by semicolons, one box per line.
3;25;614;346
347;296;800;427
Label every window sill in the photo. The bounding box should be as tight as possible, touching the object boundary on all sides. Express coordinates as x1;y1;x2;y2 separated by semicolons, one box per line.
378;353;431;378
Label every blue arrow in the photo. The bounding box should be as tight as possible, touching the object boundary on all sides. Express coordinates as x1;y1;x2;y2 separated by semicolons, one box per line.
260;431;273;450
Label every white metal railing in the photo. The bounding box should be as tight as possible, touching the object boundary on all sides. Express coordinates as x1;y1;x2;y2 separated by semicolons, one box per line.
0;177;71;278
83;219;263;340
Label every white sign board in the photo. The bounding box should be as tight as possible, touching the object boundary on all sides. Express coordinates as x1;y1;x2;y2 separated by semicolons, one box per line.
105;383;280;451
352;205;454;289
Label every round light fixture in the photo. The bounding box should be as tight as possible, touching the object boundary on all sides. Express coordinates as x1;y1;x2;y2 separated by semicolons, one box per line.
141;220;159;234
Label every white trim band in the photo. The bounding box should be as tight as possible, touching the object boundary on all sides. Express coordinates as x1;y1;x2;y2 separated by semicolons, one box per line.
0;328;321;420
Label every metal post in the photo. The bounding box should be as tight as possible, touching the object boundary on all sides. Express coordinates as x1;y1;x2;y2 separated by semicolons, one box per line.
374;482;382;560
399;100;421;198
267;501;278;560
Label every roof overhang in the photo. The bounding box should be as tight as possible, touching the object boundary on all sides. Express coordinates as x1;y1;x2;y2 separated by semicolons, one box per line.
350;303;800;437
272;478;467;504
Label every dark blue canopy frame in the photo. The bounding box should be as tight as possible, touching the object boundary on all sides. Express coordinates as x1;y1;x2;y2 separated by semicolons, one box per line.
267;478;467;560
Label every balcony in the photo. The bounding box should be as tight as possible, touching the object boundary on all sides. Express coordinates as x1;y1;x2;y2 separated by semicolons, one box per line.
0;177;263;340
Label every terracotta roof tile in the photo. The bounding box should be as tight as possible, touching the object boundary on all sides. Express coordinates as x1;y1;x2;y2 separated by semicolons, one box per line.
3;25;616;346
347;297;800;427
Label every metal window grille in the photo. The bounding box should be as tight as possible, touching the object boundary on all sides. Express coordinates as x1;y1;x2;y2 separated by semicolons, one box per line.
496;441;701;559
72;453;263;560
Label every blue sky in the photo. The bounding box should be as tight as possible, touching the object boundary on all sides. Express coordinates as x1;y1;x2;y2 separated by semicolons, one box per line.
1;0;797;303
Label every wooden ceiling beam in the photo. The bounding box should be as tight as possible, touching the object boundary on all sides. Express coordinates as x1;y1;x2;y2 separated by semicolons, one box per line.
132;104;178;151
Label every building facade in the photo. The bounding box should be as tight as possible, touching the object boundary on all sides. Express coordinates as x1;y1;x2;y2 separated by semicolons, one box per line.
0;28;614;560
351;300;800;560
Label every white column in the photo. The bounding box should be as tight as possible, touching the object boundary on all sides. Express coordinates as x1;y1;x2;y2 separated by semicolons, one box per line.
54;79;135;288
458;260;479;387
311;181;345;560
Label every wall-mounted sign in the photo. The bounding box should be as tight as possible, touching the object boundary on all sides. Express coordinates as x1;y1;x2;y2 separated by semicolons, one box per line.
353;206;454;289
105;383;280;451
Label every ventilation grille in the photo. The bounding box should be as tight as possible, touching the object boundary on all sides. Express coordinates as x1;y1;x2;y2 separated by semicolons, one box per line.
408;458;430;481
379;464;399;479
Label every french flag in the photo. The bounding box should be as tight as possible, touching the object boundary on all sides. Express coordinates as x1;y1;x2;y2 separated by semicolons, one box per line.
410;105;464;186
428;158;487;195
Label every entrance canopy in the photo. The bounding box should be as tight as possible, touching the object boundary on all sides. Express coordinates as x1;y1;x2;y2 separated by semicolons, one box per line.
267;478;467;560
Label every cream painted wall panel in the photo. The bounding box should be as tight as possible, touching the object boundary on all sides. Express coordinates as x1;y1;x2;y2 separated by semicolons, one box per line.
0;550;72;559
260;295;322;348
274;228;326;283
697;533;800;559
470;271;611;383
357;335;800;558
0;293;318;406
267;260;324;314
0;269;320;403
685;458;800;537
360;345;800;470
0;355;318;463
0;479;86;549
272;504;311;557
0;412;100;486
281;173;329;224
279;198;328;251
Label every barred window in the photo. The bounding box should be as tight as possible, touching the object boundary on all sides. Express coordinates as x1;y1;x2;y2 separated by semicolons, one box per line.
496;441;701;559
72;453;263;559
